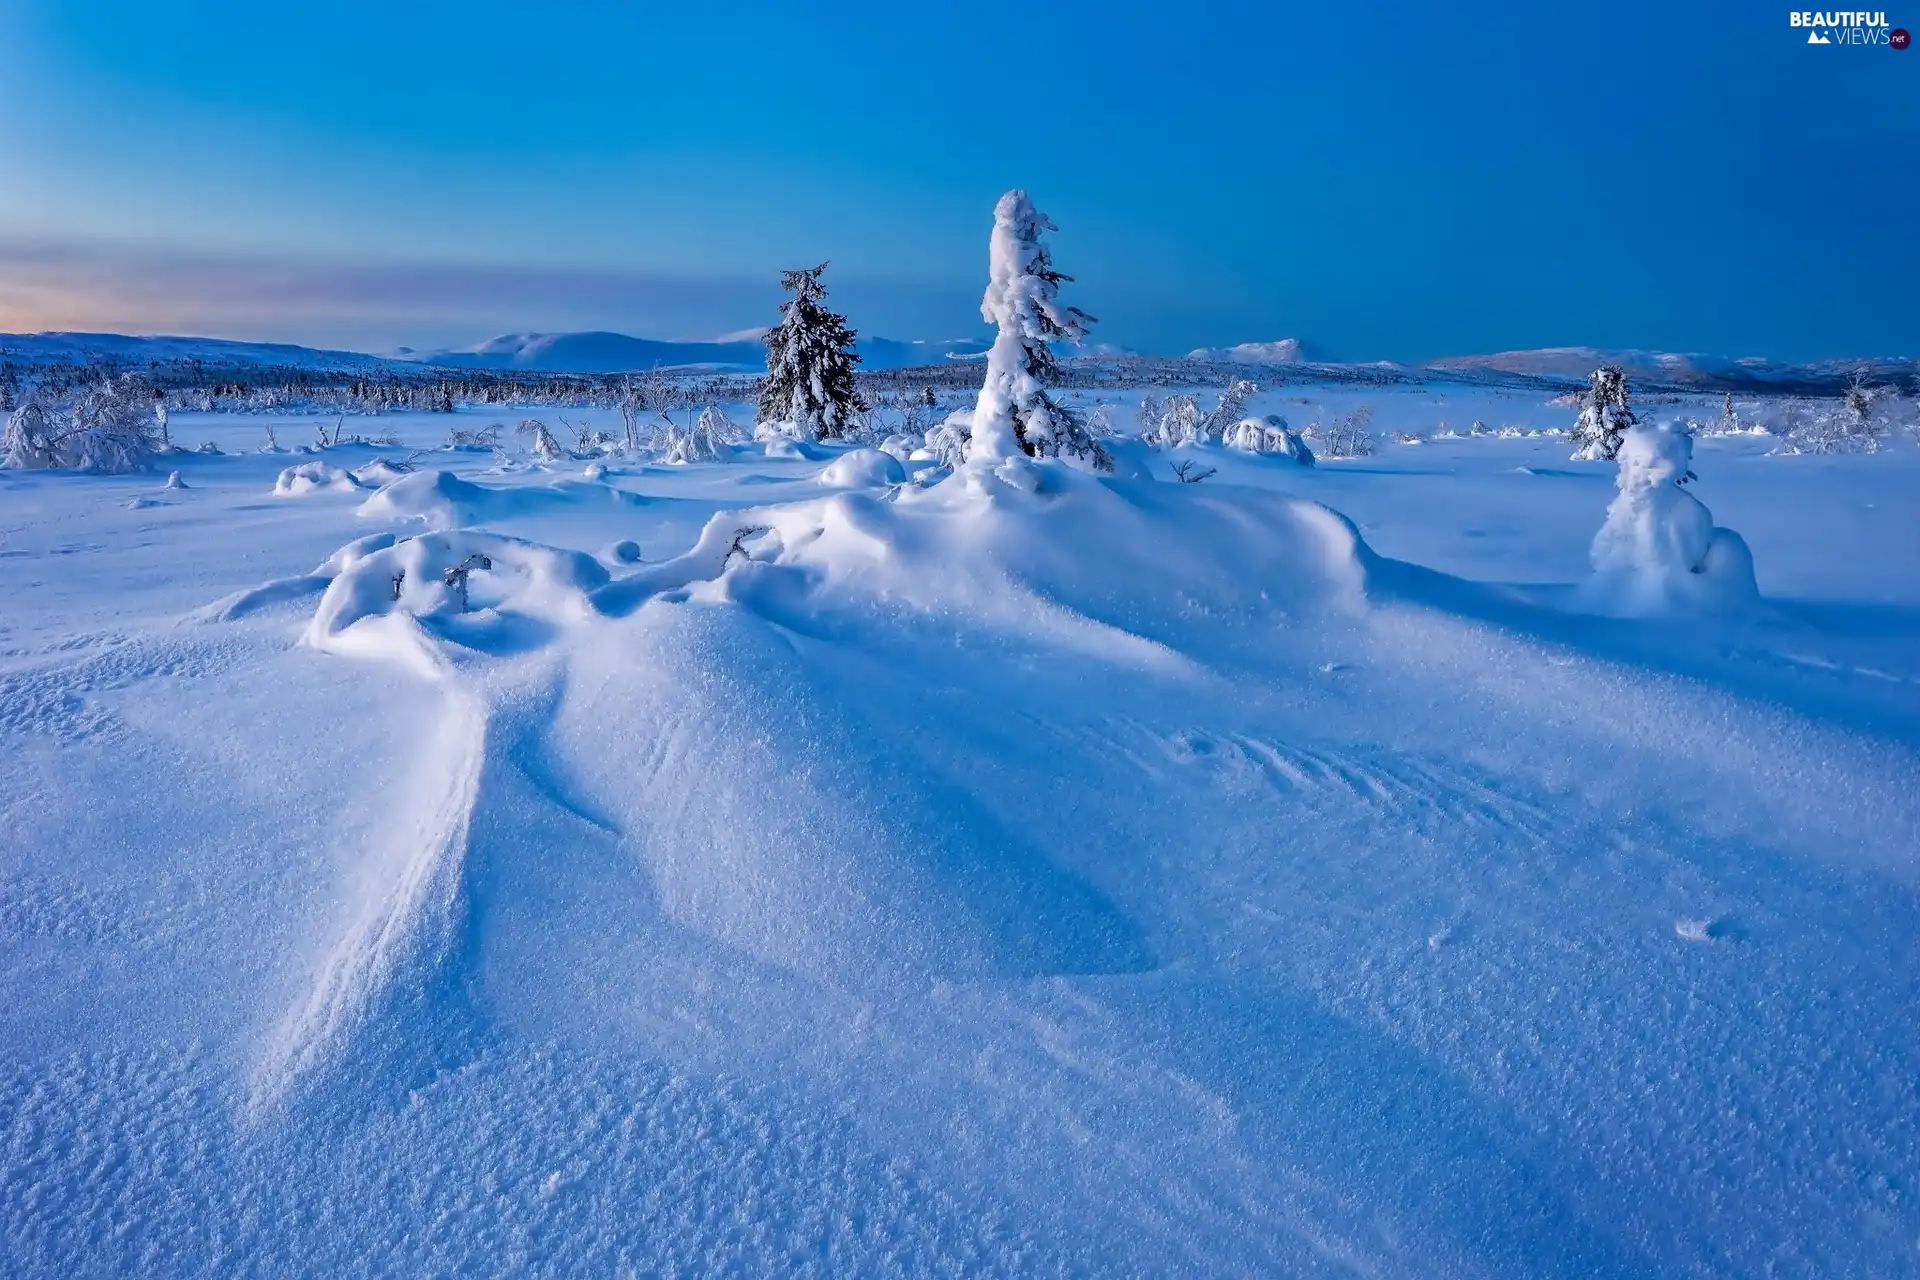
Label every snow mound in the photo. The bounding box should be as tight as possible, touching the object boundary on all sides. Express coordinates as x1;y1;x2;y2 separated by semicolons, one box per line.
818;448;906;489
596;460;1373;666
305;530;611;672
274;462;363;496
163;469;188;490
1582;421;1759;616
352;458;413;487
356;468;639;530
763;437;825;461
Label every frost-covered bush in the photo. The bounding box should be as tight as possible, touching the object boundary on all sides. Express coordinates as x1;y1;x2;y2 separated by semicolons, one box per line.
1222;414;1315;464
1584;420;1757;615
1;378;162;472
1141;394;1203;448
1319;406;1375;458
448;423;503;451
1140;380;1258;449
517;418;566;462
655;405;742;464
1776;377;1892;455
1569;366;1638;461
923;410;973;469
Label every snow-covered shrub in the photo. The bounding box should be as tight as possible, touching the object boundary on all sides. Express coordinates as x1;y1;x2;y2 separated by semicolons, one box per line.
967;190;1111;472
563;416;615;455
1319;406;1375;458
1584;420;1757;615
517;418;566;462
1200;379;1258;440
1140;380;1258;449
1778;376;1892;454
1222;414;1315;464
1569;366;1638;461
923;410;973;469
448;423;503;451
1;402;55;469
1141;394;1204;448
758;262;865;440
1;378;161;473
655;405;741;464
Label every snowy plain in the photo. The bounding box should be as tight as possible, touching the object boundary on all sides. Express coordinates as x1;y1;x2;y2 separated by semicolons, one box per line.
2;384;1918;1276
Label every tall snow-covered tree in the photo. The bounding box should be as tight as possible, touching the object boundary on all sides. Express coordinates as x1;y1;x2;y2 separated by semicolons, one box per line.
967;190;1110;471
757;262;864;440
1569;365;1638;461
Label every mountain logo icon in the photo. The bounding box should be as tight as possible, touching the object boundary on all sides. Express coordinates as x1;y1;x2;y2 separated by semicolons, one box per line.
1807;28;1831;42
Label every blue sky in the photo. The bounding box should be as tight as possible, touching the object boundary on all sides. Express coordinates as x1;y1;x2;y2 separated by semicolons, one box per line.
0;0;1914;359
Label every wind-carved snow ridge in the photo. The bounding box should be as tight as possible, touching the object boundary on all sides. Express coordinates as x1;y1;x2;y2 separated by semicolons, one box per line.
248;685;487;1113
1581;420;1759;616
247;531;611;1109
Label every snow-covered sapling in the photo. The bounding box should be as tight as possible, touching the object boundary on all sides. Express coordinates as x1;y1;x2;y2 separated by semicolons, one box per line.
656;405;741;464
758;262;864;440
725;525;770;565
1569;366;1638;461
967;190;1111;471
517;418;565;462
1169;459;1217;483
1198;379;1259;442
1319;406;1375;458
1585;419;1757;614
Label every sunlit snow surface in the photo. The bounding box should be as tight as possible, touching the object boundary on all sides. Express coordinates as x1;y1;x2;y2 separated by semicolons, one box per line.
3;391;1918;1276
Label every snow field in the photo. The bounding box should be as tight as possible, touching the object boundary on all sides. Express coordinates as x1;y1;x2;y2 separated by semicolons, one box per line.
1;397;1917;1274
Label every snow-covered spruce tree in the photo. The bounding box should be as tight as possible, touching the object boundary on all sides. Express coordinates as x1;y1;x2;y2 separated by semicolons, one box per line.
966;190;1110;472
1569;365;1637;461
758;262;864;440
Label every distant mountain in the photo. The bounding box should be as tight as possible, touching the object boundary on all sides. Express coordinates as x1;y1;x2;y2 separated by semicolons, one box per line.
1424;347;1918;392
0;331;396;372
1184;338;1331;365
404;331;991;374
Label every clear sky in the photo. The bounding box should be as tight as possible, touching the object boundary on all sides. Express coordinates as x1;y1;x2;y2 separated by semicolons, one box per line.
0;0;1913;360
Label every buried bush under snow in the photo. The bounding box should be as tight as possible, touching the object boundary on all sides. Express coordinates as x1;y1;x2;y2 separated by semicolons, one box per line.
273;461;364;496
1222;415;1315;464
305;530;612;666
818;448;907;489
1582;420;1757;615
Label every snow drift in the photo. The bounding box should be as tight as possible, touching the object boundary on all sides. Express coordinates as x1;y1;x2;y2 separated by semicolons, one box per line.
356;468;639;530
274;462;363;496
